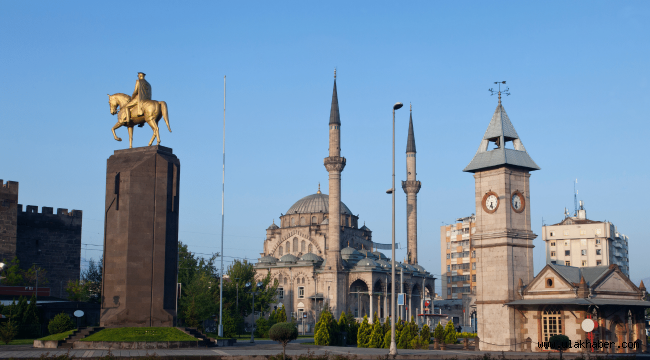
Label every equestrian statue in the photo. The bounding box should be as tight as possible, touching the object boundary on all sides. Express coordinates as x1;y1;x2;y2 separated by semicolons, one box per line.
108;72;171;148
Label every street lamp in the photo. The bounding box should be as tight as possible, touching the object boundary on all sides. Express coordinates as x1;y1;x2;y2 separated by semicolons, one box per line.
389;101;403;356
247;281;264;343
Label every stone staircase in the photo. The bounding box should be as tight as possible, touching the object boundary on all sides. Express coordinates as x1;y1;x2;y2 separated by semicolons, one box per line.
178;327;216;347
59;327;104;349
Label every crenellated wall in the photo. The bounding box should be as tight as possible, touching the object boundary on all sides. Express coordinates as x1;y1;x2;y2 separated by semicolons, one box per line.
16;204;82;299
0;180;19;261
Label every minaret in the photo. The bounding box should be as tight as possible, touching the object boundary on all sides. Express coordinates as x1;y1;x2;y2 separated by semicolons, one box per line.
323;70;346;316
402;104;421;265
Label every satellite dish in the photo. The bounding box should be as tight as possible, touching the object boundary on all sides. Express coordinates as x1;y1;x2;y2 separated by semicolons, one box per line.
73;310;84;318
581;318;594;332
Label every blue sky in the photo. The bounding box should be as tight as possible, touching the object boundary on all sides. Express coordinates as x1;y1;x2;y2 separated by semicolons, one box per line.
2;1;649;291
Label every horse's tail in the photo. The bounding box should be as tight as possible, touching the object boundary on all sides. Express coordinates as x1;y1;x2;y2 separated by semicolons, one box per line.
160;101;171;132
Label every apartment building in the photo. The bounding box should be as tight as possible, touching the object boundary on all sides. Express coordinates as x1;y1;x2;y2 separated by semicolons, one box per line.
440;215;477;299
541;201;630;276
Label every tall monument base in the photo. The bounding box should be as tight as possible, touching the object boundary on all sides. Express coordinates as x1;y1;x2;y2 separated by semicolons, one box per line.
101;146;180;327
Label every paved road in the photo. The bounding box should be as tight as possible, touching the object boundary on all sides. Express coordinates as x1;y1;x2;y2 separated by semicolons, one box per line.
0;339;648;359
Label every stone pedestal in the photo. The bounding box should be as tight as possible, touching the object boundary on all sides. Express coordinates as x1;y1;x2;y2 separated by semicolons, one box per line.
100;146;180;327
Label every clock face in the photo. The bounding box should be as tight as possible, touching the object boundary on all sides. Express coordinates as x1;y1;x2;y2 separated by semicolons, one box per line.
511;190;525;213
482;191;499;213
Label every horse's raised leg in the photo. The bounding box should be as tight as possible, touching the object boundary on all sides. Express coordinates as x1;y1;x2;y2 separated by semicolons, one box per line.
112;122;123;141
146;118;160;146
128;126;134;148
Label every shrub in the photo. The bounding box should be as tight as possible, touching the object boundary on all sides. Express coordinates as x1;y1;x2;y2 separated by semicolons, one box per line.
356;315;371;348
314;308;333;346
420;324;430;348
269;322;298;360
382;330;391;349
255;317;270;338
433;322;445;343
368;322;383;348
48;312;74;335
0;320;18;344
548;334;571;351
443;321;457;344
397;326;409;349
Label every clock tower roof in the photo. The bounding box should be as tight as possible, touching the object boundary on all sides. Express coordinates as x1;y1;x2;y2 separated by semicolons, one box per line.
463;102;540;173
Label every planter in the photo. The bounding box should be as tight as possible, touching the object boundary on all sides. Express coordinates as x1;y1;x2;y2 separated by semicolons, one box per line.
440;343;446;350
33;340;61;349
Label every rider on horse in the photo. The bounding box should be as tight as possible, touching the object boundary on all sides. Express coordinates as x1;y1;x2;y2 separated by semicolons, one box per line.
122;72;152;125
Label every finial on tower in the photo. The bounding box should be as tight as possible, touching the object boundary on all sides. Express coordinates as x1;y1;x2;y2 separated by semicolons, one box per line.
488;81;510;105
410;102;412;112
317;183;321;194
334;68;336;79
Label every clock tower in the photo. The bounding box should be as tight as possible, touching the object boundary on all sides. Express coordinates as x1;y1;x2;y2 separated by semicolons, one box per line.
463;93;539;351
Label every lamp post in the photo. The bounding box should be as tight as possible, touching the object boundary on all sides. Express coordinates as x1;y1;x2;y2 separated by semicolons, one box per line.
388;102;403;355
248;281;263;343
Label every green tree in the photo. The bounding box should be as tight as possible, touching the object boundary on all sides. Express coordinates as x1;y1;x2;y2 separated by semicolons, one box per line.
397;325;410;349
48;313;74;335
65;280;90;302
433;322;445;344
81;257;102;303
0;320;17;344
0;257;23;286
443;321;457;344
356;315;371;348
548;334;571;360
255;317;270;338
368;321;383;348
314;307;333;345
420;324;430;347
180;272;217;329
345;310;358;345
276;305;287;323
382;329;391;348
269;322;298;360
23;265;48;287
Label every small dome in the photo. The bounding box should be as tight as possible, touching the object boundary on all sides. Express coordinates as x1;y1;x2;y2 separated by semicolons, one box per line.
259;255;278;264
355;258;380;269
279;254;299;263
375;259;391;269
358;249;378;259
267;221;279;230
372;251;387;260
341;247;361;256
413;264;426;273
360;224;370;231
300;253;323;262
286;193;353;215
404;264;416;272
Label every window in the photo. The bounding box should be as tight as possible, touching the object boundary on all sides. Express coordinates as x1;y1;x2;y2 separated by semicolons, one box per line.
447;276;451;283
354;309;359;317
596;249;601;255
595;229;602;235
564;230;570;236
278;246;283;256
452;287;471;294
551;251;556;257
447;288;451;295
447;243;450;249
596;260;602;265
472;274;476;282
582;261;587;266
451;275;470;282
298;287;304;299
300;217;306;226
546;278;554;287
308;244;313;253
291;218;295;226
580;229;587;235
286;241;291;253
581;239;587;246
472;262;476;270
550;241;555;247
301;240;306;252
581;249;587;256
446;254;450;259
472;286;476;294
542;306;563;342
293;238;298;252
565;250;570;256
471;251;476;258
452;263;471;270
302;277;305;284
564;240;569;246
565;261;571;266
278;288;284;299
447;265;451;272
311;216;317;224
550;231;555;237
284;277;288;285
596;239;601;245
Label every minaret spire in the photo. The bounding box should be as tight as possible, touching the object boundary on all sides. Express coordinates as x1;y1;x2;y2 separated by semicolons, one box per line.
402;104;421;264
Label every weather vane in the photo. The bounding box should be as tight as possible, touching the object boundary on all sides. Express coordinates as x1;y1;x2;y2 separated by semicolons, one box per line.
488;81;510;104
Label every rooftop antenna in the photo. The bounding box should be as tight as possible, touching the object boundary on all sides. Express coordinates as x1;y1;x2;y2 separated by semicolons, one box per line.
488;81;510;105
574;179;578;217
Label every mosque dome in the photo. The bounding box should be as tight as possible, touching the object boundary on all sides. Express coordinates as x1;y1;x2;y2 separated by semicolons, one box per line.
286;193;352;215
413;264;426;273
354;258;380;270
375;259;391;269
300;253;323;262
259;255;278;264
267;221;279;230
278;254;299;263
341;247;361;256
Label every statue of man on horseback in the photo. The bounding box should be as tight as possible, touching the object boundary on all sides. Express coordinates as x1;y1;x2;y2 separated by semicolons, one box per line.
108;72;171;148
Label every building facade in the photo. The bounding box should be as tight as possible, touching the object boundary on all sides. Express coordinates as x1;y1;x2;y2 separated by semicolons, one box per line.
0;180;82;299
542;201;630;276
254;76;435;326
439;215;477;300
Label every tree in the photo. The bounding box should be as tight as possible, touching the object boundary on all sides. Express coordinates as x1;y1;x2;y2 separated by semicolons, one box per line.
382;329;391;349
443;321;457;344
548;334;571;360
181;272;218;329
276;305;287;323
0;257;23;286
420;324;430;348
23;265;48;287
65;280;90;302
356;315;371;348
433;322;445;345
345;310;358;345
269;322;298;360
314;307;333;345
48;313;74;335
255;317;270;338
0;320;17;344
81;257;102;303
368;321;383;348
397;325;410;349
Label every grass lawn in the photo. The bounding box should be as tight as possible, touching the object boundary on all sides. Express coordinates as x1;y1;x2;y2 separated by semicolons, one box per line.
82;328;198;342
38;329;77;341
0;338;39;345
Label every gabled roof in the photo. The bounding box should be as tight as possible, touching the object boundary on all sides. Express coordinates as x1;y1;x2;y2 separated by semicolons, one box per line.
329;79;340;125
548;263;610;286
406;111;416;153
463;102;540;172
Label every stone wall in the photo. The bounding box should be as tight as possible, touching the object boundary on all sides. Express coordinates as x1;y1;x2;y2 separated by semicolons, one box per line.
16;205;82;298
0;180;19;261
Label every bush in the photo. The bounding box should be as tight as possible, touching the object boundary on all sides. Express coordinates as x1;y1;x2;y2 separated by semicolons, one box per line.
0;320;18;344
314;308;333;346
269;322;298;360
382;330;391;349
443;321;457;344
48;312;74;335
368;322;383;348
255;317;270;338
356;315;370;348
433;322;445;343
548;334;571;351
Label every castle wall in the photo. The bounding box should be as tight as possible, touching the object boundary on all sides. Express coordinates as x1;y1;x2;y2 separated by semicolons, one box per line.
0;180;19;261
16;204;82;299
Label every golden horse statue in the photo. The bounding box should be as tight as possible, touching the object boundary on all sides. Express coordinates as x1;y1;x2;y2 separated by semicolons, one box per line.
108;93;171;148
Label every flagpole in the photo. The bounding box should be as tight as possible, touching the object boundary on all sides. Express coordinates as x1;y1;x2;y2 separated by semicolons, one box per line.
218;75;226;337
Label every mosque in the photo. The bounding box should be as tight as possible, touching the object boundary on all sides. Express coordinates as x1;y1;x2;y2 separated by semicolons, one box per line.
254;75;436;325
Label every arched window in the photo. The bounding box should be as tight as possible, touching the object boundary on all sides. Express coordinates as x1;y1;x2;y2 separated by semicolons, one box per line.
300;217;306;225
308;244;313;253
278;246;283;256
301;240;306;252
302;278;305;284
286;241;290;253
284;277;288;285
293;238;298;252
312;216;317;224
542;306;562;342
291;218;295;226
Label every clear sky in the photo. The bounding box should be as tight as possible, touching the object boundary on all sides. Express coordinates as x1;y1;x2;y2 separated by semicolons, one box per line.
2;1;649;292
